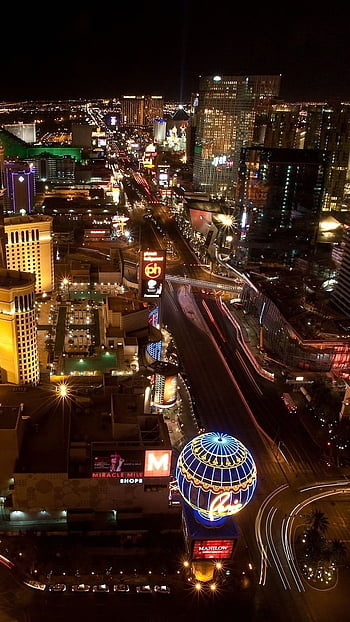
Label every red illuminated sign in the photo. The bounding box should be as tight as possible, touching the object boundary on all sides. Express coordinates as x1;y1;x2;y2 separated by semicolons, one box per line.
92;472;143;479
192;539;235;560
92;449;144;477
144;261;162;279
144;449;172;477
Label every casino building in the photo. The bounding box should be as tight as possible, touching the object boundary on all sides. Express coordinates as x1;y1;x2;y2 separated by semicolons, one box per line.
0;268;40;386
10;379;175;530
175;431;257;582
4;214;54;295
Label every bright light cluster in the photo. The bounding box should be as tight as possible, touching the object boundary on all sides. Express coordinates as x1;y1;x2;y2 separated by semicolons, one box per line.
175;432;257;522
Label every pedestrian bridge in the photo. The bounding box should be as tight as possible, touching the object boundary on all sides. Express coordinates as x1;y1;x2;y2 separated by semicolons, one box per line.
165;274;243;294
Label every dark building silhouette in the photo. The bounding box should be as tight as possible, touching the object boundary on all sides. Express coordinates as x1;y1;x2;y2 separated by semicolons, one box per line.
235;147;329;267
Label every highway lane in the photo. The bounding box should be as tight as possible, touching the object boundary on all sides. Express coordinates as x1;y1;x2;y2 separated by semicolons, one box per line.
162;282;306;622
162;281;350;622
193;290;330;481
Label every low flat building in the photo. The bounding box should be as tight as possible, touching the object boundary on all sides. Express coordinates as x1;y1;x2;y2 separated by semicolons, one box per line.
8;379;177;532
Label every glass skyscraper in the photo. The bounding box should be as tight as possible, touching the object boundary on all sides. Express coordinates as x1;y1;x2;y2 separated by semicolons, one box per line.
236;146;328;267
192;75;281;199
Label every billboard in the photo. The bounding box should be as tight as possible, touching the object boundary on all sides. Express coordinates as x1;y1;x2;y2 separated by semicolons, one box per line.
163;375;178;406
144;449;172;477
192;539;236;560
91;449;144;479
140;250;166;299
153;374;177;408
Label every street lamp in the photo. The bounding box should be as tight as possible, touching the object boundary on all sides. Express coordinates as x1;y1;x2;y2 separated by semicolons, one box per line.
61;277;71;301
56;382;70;445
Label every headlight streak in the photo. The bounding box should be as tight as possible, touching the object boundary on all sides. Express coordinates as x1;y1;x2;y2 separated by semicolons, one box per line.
255;484;289;586
255;482;350;593
219;299;274;382
281;485;350;592
300;481;350;493
192;301;273;447
281;514;305;592
266;506;291;590
201;299;227;342
235;350;263;396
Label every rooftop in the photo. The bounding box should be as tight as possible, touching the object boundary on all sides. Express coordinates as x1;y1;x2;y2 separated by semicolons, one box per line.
247;267;350;342
0;268;35;288
0;405;21;429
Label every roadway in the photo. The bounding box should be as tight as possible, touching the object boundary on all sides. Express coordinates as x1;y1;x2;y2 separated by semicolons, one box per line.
162;278;350;622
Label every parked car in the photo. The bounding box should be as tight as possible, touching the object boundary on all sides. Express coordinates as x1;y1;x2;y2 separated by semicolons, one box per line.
71;583;91;592
136;584;152;594
23;579;46;591
154;584;171;594
48;583;66;592
113;584;130;593
92;583;109;593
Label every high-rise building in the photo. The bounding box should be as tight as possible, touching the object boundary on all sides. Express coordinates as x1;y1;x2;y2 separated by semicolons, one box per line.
235;146;328;267
192;75;281;198
3;160;36;214
119;96;164;127
4;214;54;294
144;96;163;125
119;96;145;126
0;144;6;267
35;154;76;184
331;228;350;317
264;102;350;211
0;268;39;385
153;118;167;144
71;123;94;149
3;122;36;144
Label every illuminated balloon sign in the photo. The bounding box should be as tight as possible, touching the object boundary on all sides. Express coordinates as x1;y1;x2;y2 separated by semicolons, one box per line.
175;432;257;524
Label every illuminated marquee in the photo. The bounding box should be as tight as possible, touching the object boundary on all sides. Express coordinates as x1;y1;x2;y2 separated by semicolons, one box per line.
144;449;172;477
192;539;235;560
91;448;144;479
140;250;166;299
92;472;143;480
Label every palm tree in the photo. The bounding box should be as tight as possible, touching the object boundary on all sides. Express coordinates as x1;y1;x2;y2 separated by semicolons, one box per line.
305;509;329;534
303;526;326;562
327;539;347;566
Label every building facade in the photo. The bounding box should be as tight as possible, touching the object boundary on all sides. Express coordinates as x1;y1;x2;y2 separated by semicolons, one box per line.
3;123;36;144
263;102;350;211
3;160;36;214
119;95;164;127
235;146;328;267
0;268;40;385
4;214;54;294
192;75;280;198
332;227;350;317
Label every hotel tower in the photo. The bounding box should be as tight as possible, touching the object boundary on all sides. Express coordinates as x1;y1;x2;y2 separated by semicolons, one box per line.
192;74;281;199
0;268;39;385
4;214;54;295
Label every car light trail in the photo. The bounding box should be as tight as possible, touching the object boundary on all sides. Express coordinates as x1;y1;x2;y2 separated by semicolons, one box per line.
235;350;263;396
266;506;291;590
255;484;288;585
201;299;226;342
280;485;350;592
219;299;274;382
0;554;14;570
281;515;305;592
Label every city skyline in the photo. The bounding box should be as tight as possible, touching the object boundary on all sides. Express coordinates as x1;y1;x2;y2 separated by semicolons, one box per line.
2;4;350;103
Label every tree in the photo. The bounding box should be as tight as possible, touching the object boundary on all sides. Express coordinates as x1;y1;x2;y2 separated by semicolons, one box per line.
305;509;329;534
303;527;326;562
326;539;347;566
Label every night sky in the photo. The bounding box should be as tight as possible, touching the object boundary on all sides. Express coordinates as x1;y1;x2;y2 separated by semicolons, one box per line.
2;3;350;104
